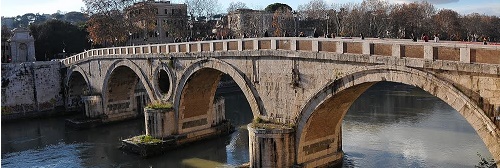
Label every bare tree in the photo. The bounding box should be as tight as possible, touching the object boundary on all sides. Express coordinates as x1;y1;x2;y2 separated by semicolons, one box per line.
432;9;462;40
227;2;248;13
341;4;365;37
272;8;294;37
82;0;136;46
297;0;329;20
360;0;391;38
389;1;435;38
462;13;500;42
245;12;264;37
330;4;350;37
295;0;499;41
185;0;221;18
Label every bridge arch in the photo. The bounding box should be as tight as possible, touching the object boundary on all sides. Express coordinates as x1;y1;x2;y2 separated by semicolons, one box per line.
173;58;263;132
101;59;156;116
65;65;91;112
295;65;500;165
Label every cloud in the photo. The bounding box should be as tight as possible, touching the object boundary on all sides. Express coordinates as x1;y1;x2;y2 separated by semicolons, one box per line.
448;3;500;16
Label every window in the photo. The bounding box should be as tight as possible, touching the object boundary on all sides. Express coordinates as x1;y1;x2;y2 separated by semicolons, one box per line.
165;9;168;14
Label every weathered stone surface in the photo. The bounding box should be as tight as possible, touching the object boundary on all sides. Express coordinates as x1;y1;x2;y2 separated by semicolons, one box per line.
248;124;295;168
145;108;175;138
54;38;500;166
1;62;64;119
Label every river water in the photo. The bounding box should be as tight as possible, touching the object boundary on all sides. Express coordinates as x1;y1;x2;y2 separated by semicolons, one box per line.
1;82;493;167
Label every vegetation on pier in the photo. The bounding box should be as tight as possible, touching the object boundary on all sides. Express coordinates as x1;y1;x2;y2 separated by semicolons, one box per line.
130;135;163;144
145;101;173;110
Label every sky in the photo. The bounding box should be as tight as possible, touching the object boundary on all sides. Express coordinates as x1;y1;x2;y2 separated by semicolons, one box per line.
1;0;499;17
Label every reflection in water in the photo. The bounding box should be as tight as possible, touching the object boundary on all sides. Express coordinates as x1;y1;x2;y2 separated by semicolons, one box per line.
1;82;493;167
1;142;85;167
342;82;493;167
1;93;253;168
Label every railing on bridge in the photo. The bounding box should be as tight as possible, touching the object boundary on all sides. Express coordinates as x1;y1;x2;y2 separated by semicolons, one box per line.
61;37;500;66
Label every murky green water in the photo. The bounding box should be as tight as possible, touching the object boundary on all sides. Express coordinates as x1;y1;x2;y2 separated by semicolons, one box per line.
1;82;493;167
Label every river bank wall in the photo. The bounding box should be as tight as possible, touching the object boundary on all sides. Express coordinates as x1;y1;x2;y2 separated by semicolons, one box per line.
1;62;66;120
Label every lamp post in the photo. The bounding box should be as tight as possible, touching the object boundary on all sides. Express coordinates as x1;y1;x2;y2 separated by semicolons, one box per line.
334;10;341;37
89;39;93;49
128;32;132;46
190;24;193;37
189;12;194;38
156;31;160;43
326;13;329;35
293;11;298;37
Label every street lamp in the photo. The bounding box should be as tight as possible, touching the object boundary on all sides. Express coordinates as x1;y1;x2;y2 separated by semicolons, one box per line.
89;39;93;49
156;31;160;43
128;32;132;46
62;48;66;59
190;24;193;37
293;11;298;37
189;12;194;38
326;13;329;35
334;10;341;37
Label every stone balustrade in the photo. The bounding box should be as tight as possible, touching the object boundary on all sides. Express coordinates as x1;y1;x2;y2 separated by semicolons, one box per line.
61;37;500;66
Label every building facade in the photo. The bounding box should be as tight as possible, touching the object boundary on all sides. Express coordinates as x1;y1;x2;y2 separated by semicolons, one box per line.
126;0;187;45
227;9;298;38
7;28;36;63
227;9;273;38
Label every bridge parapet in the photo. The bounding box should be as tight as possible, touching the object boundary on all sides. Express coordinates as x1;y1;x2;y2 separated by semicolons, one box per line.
61;38;500;66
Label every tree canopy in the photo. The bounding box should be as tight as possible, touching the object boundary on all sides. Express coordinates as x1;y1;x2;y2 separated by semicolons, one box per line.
29;20;90;61
265;3;292;13
83;0;140;46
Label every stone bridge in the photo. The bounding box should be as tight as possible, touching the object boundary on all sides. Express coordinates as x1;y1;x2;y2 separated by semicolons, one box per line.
61;37;500;167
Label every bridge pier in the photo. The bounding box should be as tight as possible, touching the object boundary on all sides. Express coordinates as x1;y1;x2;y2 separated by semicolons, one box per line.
248;124;296;168
65;95;105;128
144;108;176;138
82;95;104;118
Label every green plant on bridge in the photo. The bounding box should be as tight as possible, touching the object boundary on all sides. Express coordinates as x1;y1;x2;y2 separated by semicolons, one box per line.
251;117;294;129
167;59;174;69
252;117;263;124
165;55;175;69
145;101;173;110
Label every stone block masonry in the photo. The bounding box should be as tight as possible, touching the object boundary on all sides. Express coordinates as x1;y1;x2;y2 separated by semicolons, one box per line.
1;61;64;120
60;37;500;166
